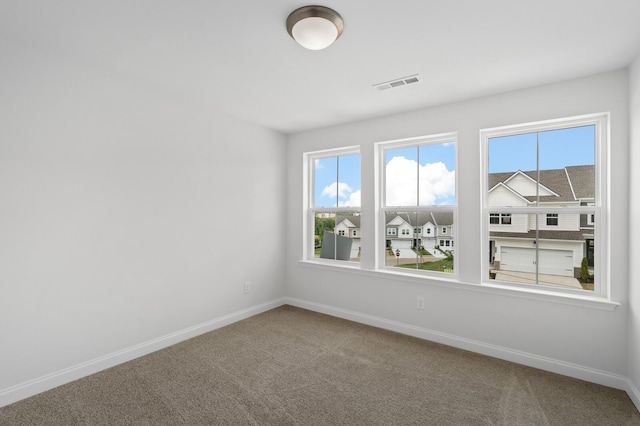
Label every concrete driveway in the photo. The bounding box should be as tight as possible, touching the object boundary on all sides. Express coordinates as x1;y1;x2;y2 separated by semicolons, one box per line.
394;248;417;258
493;271;582;289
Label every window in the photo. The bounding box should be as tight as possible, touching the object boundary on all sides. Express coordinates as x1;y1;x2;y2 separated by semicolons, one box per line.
585;203;596;225
442;227;447;234
482;114;606;296
490;212;513;225
378;133;456;274
305;148;361;262
387;228;397;236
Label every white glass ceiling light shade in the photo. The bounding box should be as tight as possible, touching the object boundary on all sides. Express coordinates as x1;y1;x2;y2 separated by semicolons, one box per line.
286;6;344;50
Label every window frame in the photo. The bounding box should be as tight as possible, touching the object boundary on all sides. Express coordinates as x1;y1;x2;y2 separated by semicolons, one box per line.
480;113;608;298
376;133;458;275
300;116;616;310
303;146;361;265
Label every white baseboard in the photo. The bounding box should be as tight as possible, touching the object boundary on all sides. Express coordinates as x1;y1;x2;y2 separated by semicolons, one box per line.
4;297;636;413
285;297;630;392
0;298;287;409
628;378;640;413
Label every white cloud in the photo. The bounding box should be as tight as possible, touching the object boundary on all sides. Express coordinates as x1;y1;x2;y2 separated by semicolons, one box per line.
385;156;455;205
340;189;361;207
322;182;353;200
321;182;361;207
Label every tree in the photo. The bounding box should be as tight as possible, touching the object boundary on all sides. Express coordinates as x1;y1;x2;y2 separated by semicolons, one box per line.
580;257;590;281
314;217;335;244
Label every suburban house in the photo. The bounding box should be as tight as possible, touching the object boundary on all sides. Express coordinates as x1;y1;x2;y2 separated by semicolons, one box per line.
334;215;361;259
335;215;360;240
331;212;455;259
488;165;594;278
384;212;454;252
1;1;640;418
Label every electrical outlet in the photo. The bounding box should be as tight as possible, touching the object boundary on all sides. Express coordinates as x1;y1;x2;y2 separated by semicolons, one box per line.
244;282;251;294
416;296;425;310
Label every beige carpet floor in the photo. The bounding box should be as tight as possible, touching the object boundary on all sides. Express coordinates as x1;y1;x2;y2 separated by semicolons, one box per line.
1;305;639;425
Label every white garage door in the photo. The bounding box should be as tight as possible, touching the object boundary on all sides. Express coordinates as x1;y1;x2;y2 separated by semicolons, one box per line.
391;239;412;249
500;247;573;277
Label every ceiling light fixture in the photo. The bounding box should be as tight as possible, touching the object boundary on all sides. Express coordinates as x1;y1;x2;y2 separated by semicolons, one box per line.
286;5;344;50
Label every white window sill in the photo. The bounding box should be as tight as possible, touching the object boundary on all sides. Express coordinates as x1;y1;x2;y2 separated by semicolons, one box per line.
298;260;619;311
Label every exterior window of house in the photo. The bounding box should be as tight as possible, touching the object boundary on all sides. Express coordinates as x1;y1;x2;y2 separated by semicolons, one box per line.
585;203;596;225
482;113;606;297
440;240;445;246
378;133;456;274
442;227;447;234
402;229;410;235
387;228;397;236
305;147;361;263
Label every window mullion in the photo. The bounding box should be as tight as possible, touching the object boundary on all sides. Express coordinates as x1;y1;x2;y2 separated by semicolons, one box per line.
416;146;420;207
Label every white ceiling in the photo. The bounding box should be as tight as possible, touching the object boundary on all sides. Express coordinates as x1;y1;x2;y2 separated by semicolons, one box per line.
2;1;640;134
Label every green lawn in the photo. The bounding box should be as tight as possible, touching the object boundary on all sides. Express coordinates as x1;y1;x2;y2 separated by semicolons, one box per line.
397;258;453;272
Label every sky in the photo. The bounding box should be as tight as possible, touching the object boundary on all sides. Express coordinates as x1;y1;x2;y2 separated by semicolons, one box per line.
313;125;591;208
385;143;455;206
314;154;361;208
488;125;595;173
313;142;456;208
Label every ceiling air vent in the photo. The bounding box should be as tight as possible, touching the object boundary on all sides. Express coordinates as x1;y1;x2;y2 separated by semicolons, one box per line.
373;74;421;91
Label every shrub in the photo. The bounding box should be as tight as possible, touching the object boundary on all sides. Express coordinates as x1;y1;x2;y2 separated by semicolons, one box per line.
580;257;590;281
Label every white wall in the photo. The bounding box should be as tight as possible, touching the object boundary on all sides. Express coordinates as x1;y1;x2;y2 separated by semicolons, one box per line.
0;38;286;404
286;70;630;387
628;54;640;408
